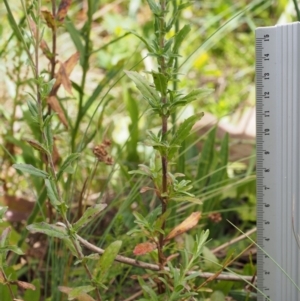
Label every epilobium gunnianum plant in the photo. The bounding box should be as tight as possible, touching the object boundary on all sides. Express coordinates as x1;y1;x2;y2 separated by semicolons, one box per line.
126;0;212;297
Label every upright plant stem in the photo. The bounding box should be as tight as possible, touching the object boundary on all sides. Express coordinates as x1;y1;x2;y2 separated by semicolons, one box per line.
157;0;168;294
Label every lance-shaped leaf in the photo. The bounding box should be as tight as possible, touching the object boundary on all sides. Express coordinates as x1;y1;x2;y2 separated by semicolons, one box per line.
168;113;203;160
0;207;8;222
57;0;72;23
0;245;24;255
41;10;56;30
146;0;162;15
57;153;81;180
133;241;157;256
13;164;49;179
168;24;191;67
173;24;191;54
13;280;36;291
0;227;11;266
25;139;49;155
171;196;202;204
47;96;68;128
174;88;213;104
152;71;168;94
27;99;38;118
0;227;11;248
125;71;160;106
45;179;61;207
63;237;82;258
73;203;107;231
27;222;68;239
128;30;152;52
164;212;201;242
94;240;122;282
58;62;73;94
59;286;96;301
51;52;80;95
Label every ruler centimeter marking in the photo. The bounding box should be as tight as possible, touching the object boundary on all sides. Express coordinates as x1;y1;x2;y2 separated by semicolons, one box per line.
256;23;300;301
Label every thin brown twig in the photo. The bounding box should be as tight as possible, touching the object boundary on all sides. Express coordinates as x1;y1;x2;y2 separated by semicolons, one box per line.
76;234;254;282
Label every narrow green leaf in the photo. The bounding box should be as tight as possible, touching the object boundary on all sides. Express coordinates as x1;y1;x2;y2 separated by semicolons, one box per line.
13;164;49;179
63;237;81;258
0;227;11;266
57;153;81;180
210;291;226;301
27;222;68;239
44;122;53;152
178;2;192;10
196;127;216;190
171;196;202;204
65;18;84;59
0;245;24;255
3;0;24;41
204;133;229;212
27;100;38;118
94;240;122;282
68;286;95;299
168;24;191;67
152;71;168;94
73;203;107;231
0;207;8;222
169;113;204;160
176;88;213;104
0;227;11;247
128;30;152;52
208;133;229;188
125;71;160;105
45;179;61;207
146;0;161;15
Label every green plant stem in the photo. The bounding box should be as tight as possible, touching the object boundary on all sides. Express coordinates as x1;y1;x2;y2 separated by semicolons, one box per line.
30;2;102;299
157;0;168;294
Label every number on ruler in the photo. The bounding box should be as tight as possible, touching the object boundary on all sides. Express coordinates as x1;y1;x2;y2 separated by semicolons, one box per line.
264;73;270;80
264;92;270;98
264;54;269;61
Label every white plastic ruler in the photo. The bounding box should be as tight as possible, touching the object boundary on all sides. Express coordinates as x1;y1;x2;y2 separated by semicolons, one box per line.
256;22;300;300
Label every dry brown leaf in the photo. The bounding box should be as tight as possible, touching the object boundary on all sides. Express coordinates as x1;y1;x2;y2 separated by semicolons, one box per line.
15;281;36;290
133;242;157;256
41;10;56;30
52;52;80;95
59;62;73;94
140;186;155;193
57;0;72;22
0;270;5;283
47;96;68;128
164;211;201;242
